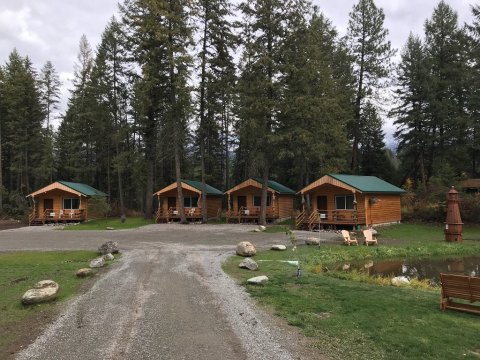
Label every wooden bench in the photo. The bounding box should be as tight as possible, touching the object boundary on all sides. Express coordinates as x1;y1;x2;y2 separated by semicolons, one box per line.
440;273;480;315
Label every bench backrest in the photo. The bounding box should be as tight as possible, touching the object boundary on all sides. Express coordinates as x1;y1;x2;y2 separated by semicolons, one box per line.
471;277;480;302
440;273;471;299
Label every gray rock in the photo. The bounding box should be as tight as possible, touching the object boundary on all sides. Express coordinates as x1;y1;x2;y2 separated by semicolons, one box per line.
342;263;350;271
271;244;287;251
247;275;269;285
106;227;115;230
22;280;59;305
258;225;266;232
236;241;256;257
76;268;94;277
391;276;410;286
305;237;320;245
239;258;258;271
89;257;105;268
103;253;114;261
98;241;119;255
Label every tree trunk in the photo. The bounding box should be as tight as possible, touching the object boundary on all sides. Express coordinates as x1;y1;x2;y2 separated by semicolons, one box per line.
259;163;269;226
200;0;209;223
0;123;2;212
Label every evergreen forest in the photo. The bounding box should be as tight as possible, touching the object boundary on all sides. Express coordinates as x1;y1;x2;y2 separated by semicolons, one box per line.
0;0;479;221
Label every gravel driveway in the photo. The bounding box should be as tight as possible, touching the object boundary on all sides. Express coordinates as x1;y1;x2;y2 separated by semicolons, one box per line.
0;224;335;360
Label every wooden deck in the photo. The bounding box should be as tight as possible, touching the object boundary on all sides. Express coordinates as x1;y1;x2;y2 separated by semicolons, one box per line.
155;207;204;223
295;209;359;231
226;207;279;224
29;209;86;226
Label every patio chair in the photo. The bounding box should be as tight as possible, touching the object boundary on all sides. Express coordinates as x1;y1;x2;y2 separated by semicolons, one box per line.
341;230;358;246
363;229;378;246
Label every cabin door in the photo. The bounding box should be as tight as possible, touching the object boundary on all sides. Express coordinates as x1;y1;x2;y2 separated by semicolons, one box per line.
237;196;247;210
317;196;327;210
167;197;176;209
44;199;54;213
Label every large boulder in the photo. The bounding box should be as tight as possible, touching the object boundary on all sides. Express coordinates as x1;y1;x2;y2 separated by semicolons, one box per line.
22;280;59;305
247;275;269;285
236;241;256;257
271;245;287;251
89;257;105;268
391;276;410;286
305;237;320;245
239;258;258;271
98;241;119;255
103;253;114;261
76;268;94;277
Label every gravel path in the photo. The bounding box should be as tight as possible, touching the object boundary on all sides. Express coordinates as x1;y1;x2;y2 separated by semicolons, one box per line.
2;224;336;360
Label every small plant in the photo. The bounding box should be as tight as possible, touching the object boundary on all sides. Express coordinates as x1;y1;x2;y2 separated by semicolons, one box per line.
284;226;297;251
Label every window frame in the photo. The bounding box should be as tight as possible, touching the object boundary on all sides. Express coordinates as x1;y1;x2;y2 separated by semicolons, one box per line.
334;195;355;210
63;198;80;210
183;196;199;208
253;195;272;207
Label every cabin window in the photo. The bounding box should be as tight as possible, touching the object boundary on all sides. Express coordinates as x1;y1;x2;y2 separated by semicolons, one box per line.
184;196;199;208
63;198;80;210
335;195;354;210
253;195;272;207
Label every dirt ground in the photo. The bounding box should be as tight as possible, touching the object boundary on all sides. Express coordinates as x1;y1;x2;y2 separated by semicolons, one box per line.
0;224;339;360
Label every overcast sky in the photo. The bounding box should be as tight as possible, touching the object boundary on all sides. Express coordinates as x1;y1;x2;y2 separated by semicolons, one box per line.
0;0;476;144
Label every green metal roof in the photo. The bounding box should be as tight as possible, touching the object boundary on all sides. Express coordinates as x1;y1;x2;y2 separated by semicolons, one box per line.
182;180;223;196
58;181;108;197
328;174;405;194
252;178;296;195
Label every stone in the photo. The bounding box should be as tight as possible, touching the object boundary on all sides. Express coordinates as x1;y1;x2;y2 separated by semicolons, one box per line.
271;245;287;251
247;275;269;285
106;227;115;230
98;241;119;255
89;257;105;268
104;253;114;261
259;225;266;231
391;276;410;286
342;263;350;271
236;241;256;257
76;268;94;277
238;258;258;271
253;228;261;232
364;260;374;269
22;280;59;305
305;237;320;245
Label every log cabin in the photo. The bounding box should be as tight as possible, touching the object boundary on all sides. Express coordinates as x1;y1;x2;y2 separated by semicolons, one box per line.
153;180;223;223
297;174;405;230
225;178;295;223
27;181;108;225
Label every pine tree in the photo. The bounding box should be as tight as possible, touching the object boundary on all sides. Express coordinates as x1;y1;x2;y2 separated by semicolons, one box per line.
391;34;431;187
277;8;351;191
424;1;470;179
237;0;289;225
345;0;394;173
196;0;236;222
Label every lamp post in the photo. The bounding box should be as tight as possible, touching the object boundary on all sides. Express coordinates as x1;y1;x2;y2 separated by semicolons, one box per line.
445;186;463;242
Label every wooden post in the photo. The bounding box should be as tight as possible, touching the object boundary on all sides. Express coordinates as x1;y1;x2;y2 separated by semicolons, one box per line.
227;193;231;211
301;194;305;212
445;186;463;242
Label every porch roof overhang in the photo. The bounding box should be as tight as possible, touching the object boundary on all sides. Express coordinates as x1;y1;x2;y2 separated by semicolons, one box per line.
298;175;358;195
27;181;84;198
225;178;277;195
153;182;202;197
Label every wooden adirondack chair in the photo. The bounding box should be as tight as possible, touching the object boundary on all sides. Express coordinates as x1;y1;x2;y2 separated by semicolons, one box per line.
363;229;378;246
341;230;358;246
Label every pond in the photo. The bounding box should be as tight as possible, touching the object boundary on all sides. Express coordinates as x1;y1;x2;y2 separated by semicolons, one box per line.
339;256;480;285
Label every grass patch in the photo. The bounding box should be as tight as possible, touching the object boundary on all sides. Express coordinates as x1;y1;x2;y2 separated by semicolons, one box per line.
64;216;154;230
0;251;101;357
224;223;480;360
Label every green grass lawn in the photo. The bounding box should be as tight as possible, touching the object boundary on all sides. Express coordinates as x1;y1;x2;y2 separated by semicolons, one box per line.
223;223;480;360
64;216;154;230
0;251;101;357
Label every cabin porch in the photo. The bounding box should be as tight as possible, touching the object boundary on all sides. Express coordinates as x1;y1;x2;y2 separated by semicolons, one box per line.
295;209;361;231
155;207;205;223
29;209;87;226
226;206;279;224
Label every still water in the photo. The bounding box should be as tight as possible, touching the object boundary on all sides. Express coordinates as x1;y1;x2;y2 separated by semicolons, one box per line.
340;256;480;285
